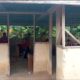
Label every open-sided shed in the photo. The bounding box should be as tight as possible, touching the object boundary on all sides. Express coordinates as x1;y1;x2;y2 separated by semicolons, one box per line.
0;1;80;80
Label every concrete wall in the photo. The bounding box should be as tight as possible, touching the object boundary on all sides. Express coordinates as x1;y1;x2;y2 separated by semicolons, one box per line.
0;43;10;76
56;46;80;80
33;42;52;75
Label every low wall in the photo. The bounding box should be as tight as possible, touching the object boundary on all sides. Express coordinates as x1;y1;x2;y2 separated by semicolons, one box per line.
56;46;80;80
56;46;63;80
0;43;10;76
33;42;52;75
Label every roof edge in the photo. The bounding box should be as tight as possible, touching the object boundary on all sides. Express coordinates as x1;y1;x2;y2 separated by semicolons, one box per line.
0;1;80;5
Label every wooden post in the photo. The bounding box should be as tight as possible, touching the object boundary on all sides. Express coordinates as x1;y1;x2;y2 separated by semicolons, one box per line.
7;14;10;75
49;14;52;56
56;7;62;45
49;14;53;74
56;6;66;80
7;14;9;38
28;14;36;73
33;15;36;43
33;14;36;72
61;6;65;47
56;6;65;47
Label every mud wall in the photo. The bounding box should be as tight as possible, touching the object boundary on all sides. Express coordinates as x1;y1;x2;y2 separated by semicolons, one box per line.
0;43;10;76
33;42;52;75
56;46;80;80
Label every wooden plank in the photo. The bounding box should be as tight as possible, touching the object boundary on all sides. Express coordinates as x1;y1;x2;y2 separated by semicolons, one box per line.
33;14;36;73
56;6;65;47
49;14;52;74
33;14;36;43
56;7;62;45
49;14;52;54
7;14;10;76
62;6;65;47
7;15;9;36
65;29;80;44
0;12;45;15
38;6;59;21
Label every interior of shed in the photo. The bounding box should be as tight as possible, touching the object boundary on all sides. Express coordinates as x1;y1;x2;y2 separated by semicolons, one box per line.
0;2;80;76
0;3;56;75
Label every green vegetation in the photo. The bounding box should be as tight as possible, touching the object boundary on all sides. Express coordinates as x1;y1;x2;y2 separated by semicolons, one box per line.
0;25;56;41
0;25;7;38
0;25;80;41
9;26;33;39
70;25;80;40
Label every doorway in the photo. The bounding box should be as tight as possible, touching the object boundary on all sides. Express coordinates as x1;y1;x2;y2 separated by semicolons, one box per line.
9;26;34;75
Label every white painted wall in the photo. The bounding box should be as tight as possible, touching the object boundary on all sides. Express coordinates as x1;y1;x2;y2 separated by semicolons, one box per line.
33;42;52;75
56;46;80;80
0;43;10;75
56;46;64;80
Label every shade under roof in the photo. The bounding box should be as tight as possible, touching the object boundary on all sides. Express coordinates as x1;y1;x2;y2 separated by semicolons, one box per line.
0;3;80;26
0;3;53;26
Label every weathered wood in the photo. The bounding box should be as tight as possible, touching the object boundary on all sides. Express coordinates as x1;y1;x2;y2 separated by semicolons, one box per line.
38;6;59;20
56;6;65;47
65;29;80;44
56;7;62;45
49;14;52;54
0;12;45;15
33;14;36;43
49;14;52;74
7;14;10;75
62;6;65;47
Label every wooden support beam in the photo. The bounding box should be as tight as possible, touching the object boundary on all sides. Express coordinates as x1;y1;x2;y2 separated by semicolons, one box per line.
7;14;10;76
49;14;53;50
56;7;62;45
7;14;9;36
38;6;59;21
0;12;45;15
33;15;36;73
49;14;53;74
56;6;65;47
33;14;36;43
65;29;80;44
61;6;65;47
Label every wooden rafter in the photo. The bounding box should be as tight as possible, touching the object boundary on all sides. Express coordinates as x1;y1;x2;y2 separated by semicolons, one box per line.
0;12;45;15
38;6;59;21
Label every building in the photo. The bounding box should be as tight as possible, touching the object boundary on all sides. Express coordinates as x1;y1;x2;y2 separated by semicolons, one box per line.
0;1;80;80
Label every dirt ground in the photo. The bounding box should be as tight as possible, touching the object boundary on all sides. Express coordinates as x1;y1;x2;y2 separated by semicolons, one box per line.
0;72;55;80
0;54;56;80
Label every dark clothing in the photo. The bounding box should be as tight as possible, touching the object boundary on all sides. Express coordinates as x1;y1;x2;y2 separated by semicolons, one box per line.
24;47;30;58
0;35;8;43
18;40;31;58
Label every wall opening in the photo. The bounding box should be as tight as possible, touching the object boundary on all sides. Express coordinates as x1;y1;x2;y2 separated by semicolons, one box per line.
9;25;34;75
